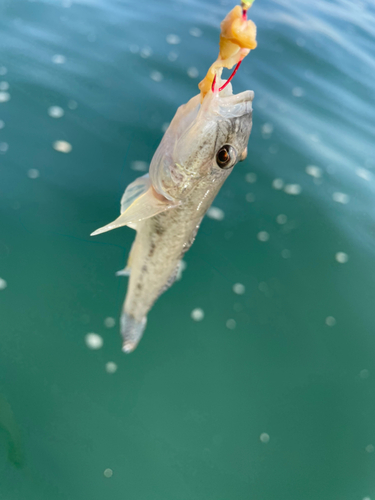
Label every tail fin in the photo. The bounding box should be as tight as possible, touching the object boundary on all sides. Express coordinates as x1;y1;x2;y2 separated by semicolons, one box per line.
121;313;147;353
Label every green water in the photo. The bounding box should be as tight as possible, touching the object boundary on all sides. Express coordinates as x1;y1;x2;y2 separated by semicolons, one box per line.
1;0;375;498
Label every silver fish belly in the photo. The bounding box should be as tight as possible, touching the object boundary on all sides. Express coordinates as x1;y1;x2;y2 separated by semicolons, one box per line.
92;86;254;352
121;177;227;352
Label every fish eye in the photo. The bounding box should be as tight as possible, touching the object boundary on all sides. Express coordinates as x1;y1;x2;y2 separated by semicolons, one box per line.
216;145;236;169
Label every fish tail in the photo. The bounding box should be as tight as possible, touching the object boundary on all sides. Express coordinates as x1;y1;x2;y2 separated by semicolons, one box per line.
121;312;147;353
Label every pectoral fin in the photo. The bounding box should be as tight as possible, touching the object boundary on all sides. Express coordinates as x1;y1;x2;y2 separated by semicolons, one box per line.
91;175;178;236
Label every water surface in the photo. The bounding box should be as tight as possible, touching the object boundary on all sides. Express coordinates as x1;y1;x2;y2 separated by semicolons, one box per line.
1;0;375;498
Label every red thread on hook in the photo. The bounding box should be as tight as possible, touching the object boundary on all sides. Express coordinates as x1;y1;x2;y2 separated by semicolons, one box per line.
218;59;243;92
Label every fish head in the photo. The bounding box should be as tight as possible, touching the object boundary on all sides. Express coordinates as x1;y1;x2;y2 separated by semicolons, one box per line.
149;84;253;200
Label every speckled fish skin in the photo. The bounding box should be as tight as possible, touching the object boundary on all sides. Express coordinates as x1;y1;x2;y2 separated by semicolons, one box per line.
93;85;254;352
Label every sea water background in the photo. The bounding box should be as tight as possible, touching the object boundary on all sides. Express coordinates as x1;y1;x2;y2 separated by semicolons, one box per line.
1;0;375;498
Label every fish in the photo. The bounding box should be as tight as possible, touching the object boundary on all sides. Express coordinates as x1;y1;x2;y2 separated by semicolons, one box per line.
91;1;257;352
92;83;254;352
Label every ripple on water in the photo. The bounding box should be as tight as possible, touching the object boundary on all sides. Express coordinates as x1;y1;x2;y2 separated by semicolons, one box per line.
52;54;66;64
48;106;64;118
53;140;72;153
189;27;202;37
104;317;115;328
335;252;348;263
0;92;10;103
284;184;302;195
332;192;350;204
325;316;336;327
187;67;199;78
260;433;270;443
166;34;181;45
306;165;322;178
191;308;204;321
84;333;103;349
226;319;236;329
150;71;163;82
207;206;224;221
257;231;270;242
245;172;257;183
28;169;40;179
105;362;118;374
233;283;245;295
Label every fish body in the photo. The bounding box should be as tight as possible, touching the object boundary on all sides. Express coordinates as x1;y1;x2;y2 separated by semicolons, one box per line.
92;85;254;351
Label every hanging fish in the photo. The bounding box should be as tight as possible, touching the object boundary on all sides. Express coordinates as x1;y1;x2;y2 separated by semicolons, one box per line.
92;1;257;352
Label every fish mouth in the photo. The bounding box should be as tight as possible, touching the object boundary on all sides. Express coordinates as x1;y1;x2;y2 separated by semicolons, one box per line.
213;88;254;119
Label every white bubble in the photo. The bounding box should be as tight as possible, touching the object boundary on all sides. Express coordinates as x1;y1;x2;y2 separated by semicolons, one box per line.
362;497;371;500
276;214;287;224
150;71;163;82
140;46;152;58
226;319;236;329
0;142;8;153
0;67;7;76
191;308;204;321
365;444;374;453
233;283;245;295
245;172;257;183
207;206;224;221
187;67;199;78
104;317;116;328
104;468;113;478
105;362;118;374
0;278;7;290
53;140;72;153
0;120;4;129
168;51;178;62
85;333;103;350
292;87;304;97
131;161;148;172
189;27;202;37
335;252;348;264
306;165;322;178
48;106;64;118
161;122;170;133
27;169;40;179
245;193;255;202
176;259;187;281
356;168;371;181
360;369;369;379
261;122;273;136
52;54;66;64
0;81;9;91
260;433;270;443
68;100;78;110
0;92;10;103
166;34;181;45
284;184;302;195
129;44;139;54
272;178;284;190
332;192;349;204
325;316;336;327
257;231;270;242
281;249;291;259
